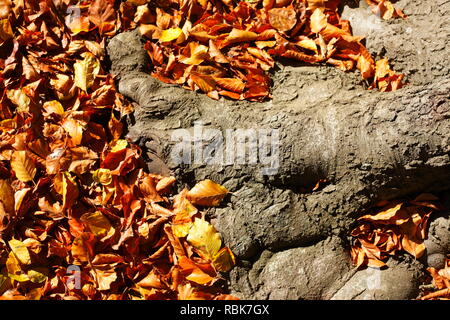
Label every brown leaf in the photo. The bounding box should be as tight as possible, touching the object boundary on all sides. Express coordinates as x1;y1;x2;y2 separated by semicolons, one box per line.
88;0;117;35
268;7;297;32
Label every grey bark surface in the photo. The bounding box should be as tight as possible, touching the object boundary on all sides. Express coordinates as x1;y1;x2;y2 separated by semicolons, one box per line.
106;0;450;299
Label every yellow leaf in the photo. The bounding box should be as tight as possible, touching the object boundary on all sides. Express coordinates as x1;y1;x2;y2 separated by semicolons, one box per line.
186;179;228;207
0;18;12;40
80;211;115;239
27;269;47;284
187;218;222;259
43;100;65;116
6;251;21;275
71;236;90;262
0;179;14;213
74;52;100;92
159;27;183;42
6;88;30;113
92;168;112;185
8;239;31;265
62;172;79;209
11;151;36;182
8;273;29;282
212;247;235;272
110;139;128;152
296;39;318;54
14;188;30;213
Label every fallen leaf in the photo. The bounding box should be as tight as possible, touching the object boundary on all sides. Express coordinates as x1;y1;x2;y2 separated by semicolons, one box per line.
186;180;229;207
268;7;297;32
74;52;101;92
11;151;36;182
187;218;222;259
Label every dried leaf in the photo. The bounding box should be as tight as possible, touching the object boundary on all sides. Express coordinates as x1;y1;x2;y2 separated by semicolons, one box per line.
187;218;222;259
11;151;36;182
74;52;101;92
160;27;183;42
268;8;297;32
186;180;228;207
80;211;115;240
9;239;31;265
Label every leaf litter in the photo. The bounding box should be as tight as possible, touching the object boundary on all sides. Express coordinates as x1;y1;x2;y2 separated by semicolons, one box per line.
0;0;421;300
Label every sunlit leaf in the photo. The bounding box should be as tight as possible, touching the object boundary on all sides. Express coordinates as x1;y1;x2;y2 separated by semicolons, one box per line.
80;211;115;239
186;179;229;207
187;218;222;259
74;52;101;92
160;27;183;42
9;239;31;265
11;151;36;182
268;7;297;32
92;168;113;185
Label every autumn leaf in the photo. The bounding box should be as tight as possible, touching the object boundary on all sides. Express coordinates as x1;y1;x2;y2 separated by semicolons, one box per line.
43;100;65;116
61;172;79;210
172;189;198;237
74;52;101;92
160;27;183;42
9;239;31;265
268;7;297;32
92;168;113;185
0;18;12;40
27;269;47;284
11;151;36;182
214;78;246;93
187;218;222;259
222;29;258;47
186;180;229;207
180;42;209;66
310;8;327;33
88;0;117;35
212;247;235;272
190;72;216;93
80;211;115;240
6;88;30;113
62;118;84;146
0;179;14;213
178;256;215;285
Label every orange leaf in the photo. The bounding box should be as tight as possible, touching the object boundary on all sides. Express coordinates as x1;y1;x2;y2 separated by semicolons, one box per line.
268;7;297;32
186;180;229;207
214;78;246;93
88;0;117;35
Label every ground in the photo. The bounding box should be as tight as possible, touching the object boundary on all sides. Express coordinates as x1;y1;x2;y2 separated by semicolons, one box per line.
106;0;450;299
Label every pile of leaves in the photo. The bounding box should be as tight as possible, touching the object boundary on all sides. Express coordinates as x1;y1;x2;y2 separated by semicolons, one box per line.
138;0;405;101
0;0;237;300
421;258;450;300
350;194;443;268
